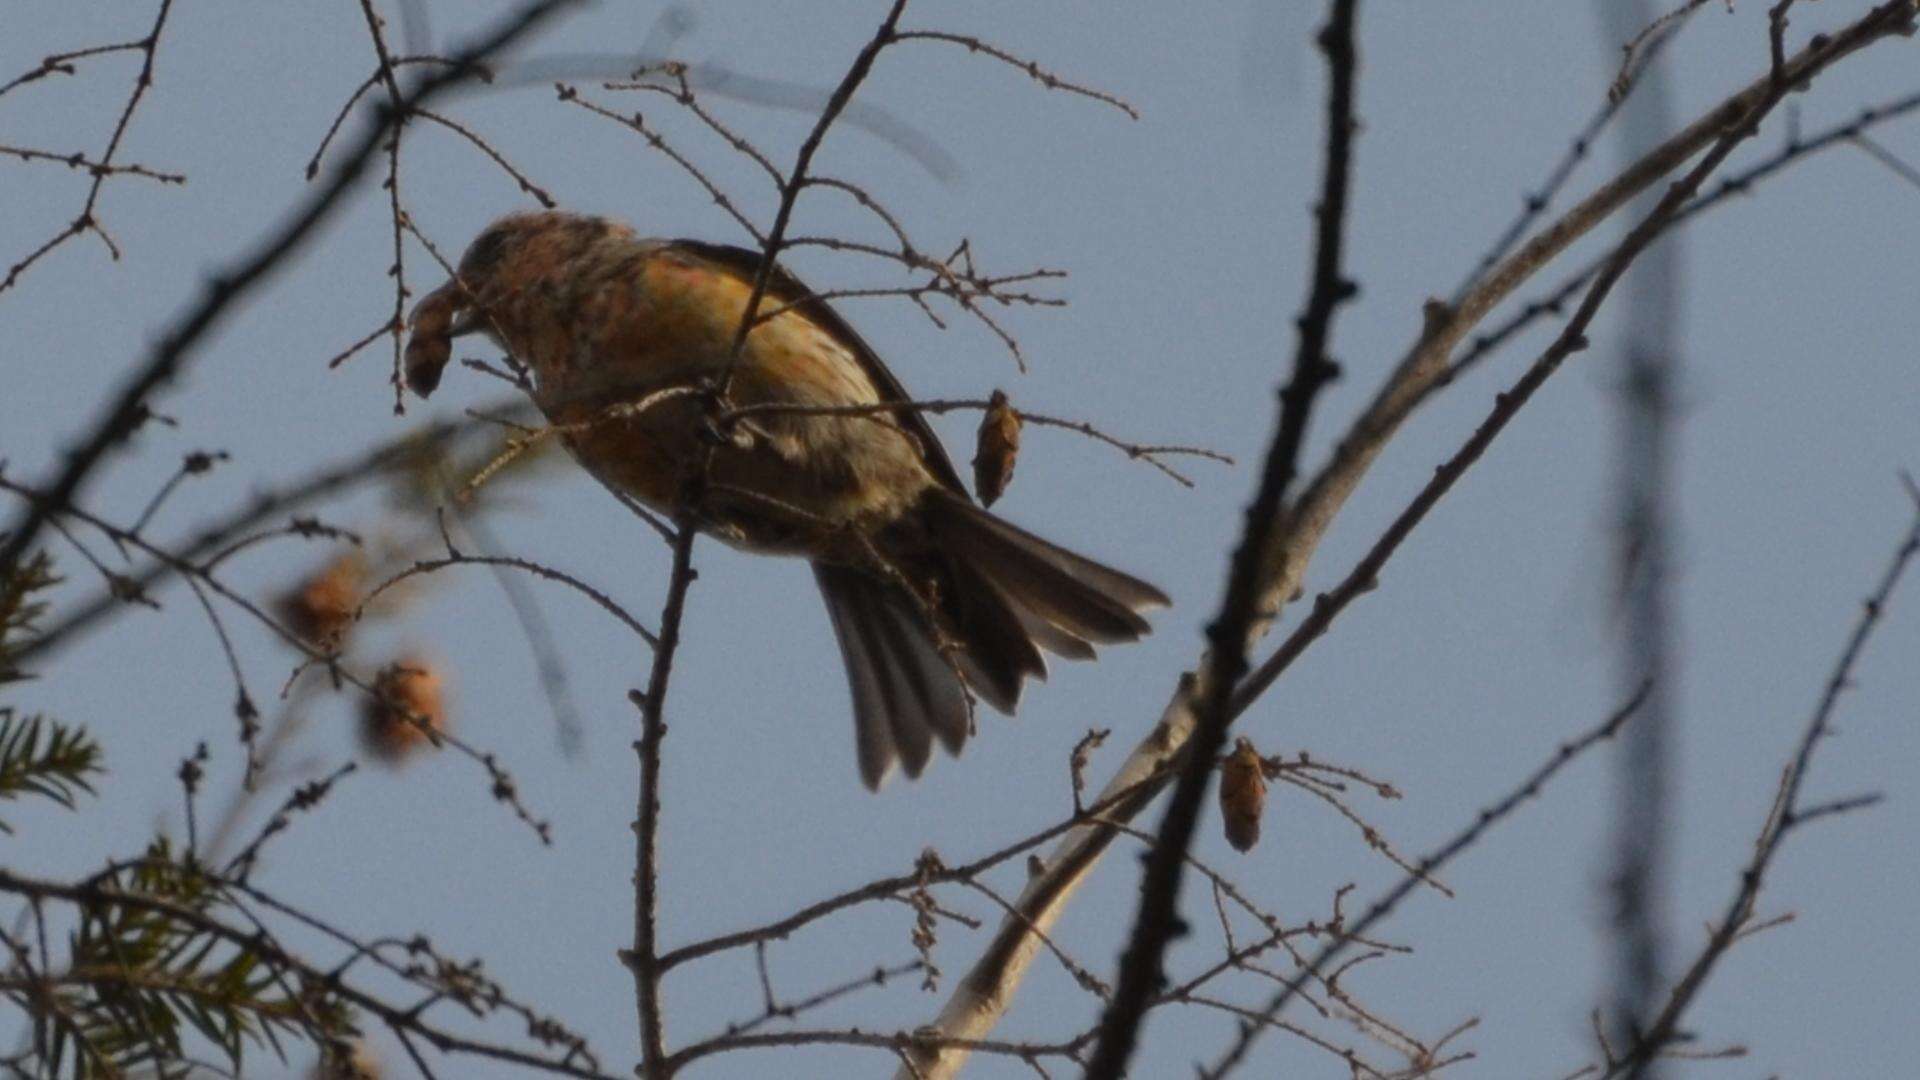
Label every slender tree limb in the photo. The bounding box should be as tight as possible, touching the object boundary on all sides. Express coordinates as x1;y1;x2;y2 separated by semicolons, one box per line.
1448;85;1920;390
715;0;913;394
659;770;1170;973
1452;0;1692;300
1234;0;1909;721
361;549;658;647
0;144;183;183
0;37;150;100
885;31;1139;119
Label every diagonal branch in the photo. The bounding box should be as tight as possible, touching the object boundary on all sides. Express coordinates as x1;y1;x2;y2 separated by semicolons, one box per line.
1082;2;1361;1075
715;0;913;393
1600;492;1920;1077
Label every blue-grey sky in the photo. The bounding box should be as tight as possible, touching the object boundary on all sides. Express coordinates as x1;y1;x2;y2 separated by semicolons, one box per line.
4;2;1917;1077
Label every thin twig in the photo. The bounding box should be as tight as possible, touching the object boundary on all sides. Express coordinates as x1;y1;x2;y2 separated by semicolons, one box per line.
1202;684;1652;1075
887;31;1140;120
626;524;697;1075
360;551;658;646
721;397;1228;487
0;0;580;577
715;0;915;404
0;144;183;183
2;1;179;297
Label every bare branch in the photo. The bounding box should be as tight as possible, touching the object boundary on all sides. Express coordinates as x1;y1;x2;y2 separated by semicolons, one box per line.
886;31;1140;119
0;0;581;580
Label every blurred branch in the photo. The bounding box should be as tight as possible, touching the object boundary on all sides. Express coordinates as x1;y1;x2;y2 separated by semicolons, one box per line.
0;474;557;845
1846;128;1920;187
886;31;1140;119
16;410;511;666
1598;0;1685;1062
440;506;588;754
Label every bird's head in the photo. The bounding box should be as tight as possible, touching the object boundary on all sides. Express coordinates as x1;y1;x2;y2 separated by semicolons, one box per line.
404;210;634;398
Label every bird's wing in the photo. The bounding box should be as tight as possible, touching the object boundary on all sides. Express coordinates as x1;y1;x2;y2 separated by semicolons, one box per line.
665;238;970;498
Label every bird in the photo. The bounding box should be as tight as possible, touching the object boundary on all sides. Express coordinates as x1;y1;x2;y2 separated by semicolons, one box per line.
404;210;1167;789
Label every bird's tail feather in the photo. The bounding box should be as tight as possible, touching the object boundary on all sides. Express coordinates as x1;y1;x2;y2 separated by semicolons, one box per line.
815;563;968;790
922;487;1168;648
815;490;1167;789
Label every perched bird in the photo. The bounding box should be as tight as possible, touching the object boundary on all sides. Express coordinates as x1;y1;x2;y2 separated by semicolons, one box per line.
404;210;1167;788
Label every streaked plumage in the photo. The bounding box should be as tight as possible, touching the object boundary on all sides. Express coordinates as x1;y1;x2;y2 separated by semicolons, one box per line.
405;210;1167;788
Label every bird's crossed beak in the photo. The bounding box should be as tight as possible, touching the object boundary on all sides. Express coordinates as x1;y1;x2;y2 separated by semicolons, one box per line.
403;281;483;399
